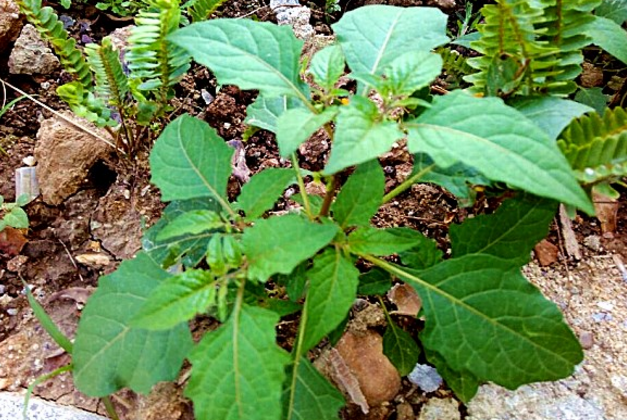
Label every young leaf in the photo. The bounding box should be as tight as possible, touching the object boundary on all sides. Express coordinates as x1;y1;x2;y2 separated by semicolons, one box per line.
309;44;346;90
382;318;420;377
245;95;305;133
393;256;584;390
399;234;443;270
186;304;290;420
169;19;309;99
450;193;557;266
150;114;234;205
73;252;193;396
238;168;295;219
405;91;594;214
242;214;338;282
24;285;73;353
333;5;449;94
300;249;359;353
283;357;345;420
276;107;338;158
382;51;443;97
131;269;218;330
156;210;224;241
324;96;404;174
348;227;424;256
508;97;593;141
4;207;29;229
332;159;385;229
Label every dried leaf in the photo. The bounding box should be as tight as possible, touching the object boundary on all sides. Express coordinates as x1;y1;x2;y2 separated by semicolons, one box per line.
387;283;421;316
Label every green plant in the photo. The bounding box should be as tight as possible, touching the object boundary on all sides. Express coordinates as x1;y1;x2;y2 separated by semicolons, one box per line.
54;5;602;419
0;194;30;232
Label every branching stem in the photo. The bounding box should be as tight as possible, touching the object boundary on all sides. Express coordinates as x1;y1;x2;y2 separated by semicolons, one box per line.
382;164;435;203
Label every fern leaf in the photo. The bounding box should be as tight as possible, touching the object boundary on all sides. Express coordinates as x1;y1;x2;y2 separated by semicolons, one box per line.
557;107;627;185
57;82;118;127
85;38;129;109
188;0;228;23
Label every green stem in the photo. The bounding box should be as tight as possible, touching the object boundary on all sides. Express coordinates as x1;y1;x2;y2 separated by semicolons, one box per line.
285;279;310;420
102;396;121;420
291;154;313;220
382;164;435;204
23;365;73;420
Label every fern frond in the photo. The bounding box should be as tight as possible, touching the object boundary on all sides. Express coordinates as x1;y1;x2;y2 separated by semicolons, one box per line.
16;0;92;89
85;38;129;110
557;107;627;185
437;47;474;86
188;0;228;23
57;82;117;127
126;0;191;107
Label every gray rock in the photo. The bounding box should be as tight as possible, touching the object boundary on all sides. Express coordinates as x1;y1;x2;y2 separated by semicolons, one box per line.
0;392;107;420
0;0;23;53
408;364;443;393
418;398;460;420
8;24;60;75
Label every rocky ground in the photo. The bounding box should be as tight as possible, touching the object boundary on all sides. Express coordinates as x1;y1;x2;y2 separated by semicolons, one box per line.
0;0;626;419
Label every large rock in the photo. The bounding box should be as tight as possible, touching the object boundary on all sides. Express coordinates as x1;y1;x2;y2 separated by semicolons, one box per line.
35;112;112;205
8;24;60;75
0;0;22;53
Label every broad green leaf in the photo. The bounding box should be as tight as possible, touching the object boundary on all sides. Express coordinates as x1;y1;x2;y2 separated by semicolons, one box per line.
425;349;479;403
300;249;359;353
283;357;345;420
405;91;594;214
348;227;424;256
394;256;583;390
584;16;627;65
131;269;217;330
309;44;346;90
333;5;449;94
245;96;305;133
170;19;309;99
186;305;289;420
238;168;295;219
383;51;443;97
156;210;224;241
332;159;385;229
4;207;28;228
150;114;233;204
276;107;338;158
242;215;338;282
324;96;404;174
575;87;609;116
411;153;489;207
595;0;627;24
509;97;593;141
143;198;220;267
73;253;192;396
276;263;308;302
358;268;392;295
399;234;443;270
383;318;420;376
450;193;556;266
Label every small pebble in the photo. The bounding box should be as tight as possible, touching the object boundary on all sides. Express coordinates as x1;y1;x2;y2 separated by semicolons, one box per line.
591;312;613;322
6;308;18;316
0;285;5;294
579;331;594;349
408;364;442;393
597;301;614;311
22;155;36;166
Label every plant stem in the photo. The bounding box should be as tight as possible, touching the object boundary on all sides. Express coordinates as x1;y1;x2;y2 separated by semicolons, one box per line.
291;153;313;220
382;164;435;204
318;175;336;218
101;396;121;420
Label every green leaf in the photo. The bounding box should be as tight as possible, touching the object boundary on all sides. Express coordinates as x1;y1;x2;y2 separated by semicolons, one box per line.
143;198;221;268
300;249;359;353
242;215;338;282
283;357;345;420
382;51;443;97
276;107;338;158
150;115;234;204
382;318;420;376
156;210;224;241
332;159;385;229
450;193;557;266
575;87;609;116
425;349;479;403
333;5;448;94
15;194;31;206
238;168;295;219
405;91;594;214
595;0;627;24
309;44;346;90
324;96;404;174
585;16;627;64
73;253;193;396
25;285;73;354
358;268;392;295
131;269;218;330
348;227;424;256
394;256;583;390
399;234;443;270
508;97;593;141
245;96;305;133
186;305;289;420
4;207;28;229
170;19;308;99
